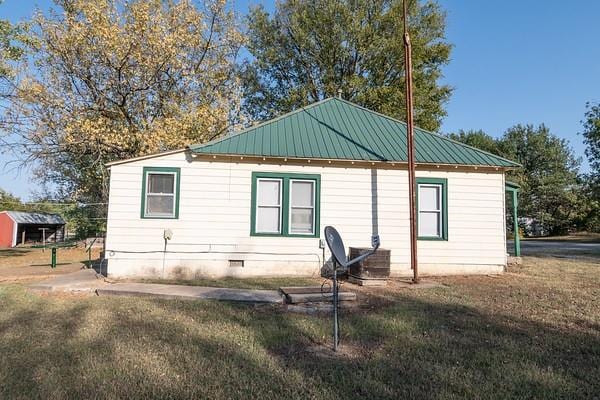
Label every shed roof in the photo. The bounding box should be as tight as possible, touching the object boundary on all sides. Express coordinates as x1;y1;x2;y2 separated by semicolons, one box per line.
189;98;520;168
5;211;65;225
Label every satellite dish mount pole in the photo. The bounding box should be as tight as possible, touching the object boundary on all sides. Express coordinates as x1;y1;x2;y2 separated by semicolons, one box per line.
332;260;339;352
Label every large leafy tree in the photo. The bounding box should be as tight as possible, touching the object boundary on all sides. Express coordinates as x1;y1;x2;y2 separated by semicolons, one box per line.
449;125;588;235
447;129;500;155
499;124;584;235
582;102;600;175
3;0;243;206
581;102;600;231
0;188;26;211
242;0;452;131
0;1;29;128
0;2;25;81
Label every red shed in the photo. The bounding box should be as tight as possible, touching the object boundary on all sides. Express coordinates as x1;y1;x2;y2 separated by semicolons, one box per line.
0;211;66;248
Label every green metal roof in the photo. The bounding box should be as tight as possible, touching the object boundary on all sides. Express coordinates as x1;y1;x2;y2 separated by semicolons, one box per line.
189;98;520;168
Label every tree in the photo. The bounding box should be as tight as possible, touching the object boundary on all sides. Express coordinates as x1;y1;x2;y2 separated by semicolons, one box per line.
242;0;452;131
582;102;600;175
0;2;25;81
0;1;30;130
3;0;243;206
447;129;500;155
581;101;600;231
499;124;584;235
0;188;27;211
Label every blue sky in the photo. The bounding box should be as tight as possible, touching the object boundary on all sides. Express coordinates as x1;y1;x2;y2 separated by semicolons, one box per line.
1;0;599;199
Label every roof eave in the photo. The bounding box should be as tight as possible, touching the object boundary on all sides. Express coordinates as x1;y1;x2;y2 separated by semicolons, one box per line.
105;148;187;168
189;152;518;170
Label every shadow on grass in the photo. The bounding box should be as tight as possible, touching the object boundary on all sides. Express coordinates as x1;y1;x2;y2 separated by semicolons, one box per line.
0;249;33;258
0;285;598;399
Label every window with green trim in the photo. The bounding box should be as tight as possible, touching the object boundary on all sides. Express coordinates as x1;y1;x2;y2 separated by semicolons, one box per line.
416;177;448;240
251;172;320;237
141;167;181;219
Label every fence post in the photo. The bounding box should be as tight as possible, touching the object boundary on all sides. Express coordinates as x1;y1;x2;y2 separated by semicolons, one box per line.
51;247;57;269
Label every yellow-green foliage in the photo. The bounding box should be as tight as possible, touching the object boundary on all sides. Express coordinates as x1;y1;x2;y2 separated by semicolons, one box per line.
5;0;244;201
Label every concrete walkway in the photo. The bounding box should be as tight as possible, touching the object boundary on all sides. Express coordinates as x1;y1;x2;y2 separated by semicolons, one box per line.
28;269;105;292
97;283;283;303
29;270;284;303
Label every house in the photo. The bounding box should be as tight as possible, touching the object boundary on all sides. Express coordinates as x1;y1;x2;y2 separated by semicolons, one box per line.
104;97;520;279
0;211;66;248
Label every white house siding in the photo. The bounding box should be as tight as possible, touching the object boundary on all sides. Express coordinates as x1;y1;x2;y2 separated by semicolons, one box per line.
105;152;507;278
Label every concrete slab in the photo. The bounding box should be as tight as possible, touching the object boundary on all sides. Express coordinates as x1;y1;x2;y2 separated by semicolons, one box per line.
97;283;284;304
28;268;105;292
347;276;388;286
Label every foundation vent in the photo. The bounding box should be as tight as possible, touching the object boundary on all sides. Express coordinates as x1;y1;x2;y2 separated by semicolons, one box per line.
228;260;244;268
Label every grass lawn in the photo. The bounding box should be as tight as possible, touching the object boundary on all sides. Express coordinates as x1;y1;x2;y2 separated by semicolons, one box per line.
0;247;101;282
1;255;599;399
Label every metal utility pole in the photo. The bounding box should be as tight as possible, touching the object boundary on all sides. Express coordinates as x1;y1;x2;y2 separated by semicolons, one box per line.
403;0;419;283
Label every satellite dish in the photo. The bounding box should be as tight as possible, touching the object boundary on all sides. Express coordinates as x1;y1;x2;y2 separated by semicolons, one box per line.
323;226;381;351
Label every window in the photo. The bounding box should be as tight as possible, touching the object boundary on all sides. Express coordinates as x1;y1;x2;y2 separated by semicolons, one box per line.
141;167;180;219
417;177;447;240
251;172;320;237
290;180;315;234
256;178;282;233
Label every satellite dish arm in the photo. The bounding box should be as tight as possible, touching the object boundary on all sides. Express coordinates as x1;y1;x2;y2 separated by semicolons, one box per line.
340;235;380;269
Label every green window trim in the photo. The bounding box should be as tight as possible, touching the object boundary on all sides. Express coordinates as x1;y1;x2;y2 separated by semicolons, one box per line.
250;172;321;238
140;167;181;219
416;177;448;241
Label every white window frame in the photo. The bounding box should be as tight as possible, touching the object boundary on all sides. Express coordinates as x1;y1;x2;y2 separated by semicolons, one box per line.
418;183;443;238
255;178;283;234
144;171;178;218
288;179;316;235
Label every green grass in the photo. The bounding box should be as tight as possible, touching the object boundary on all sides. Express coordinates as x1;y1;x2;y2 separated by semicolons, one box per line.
1;255;599;399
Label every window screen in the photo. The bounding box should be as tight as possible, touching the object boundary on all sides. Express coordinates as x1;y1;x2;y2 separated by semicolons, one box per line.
290;180;315;234
418;184;442;238
142;167;180;219
256;179;282;233
146;173;176;216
